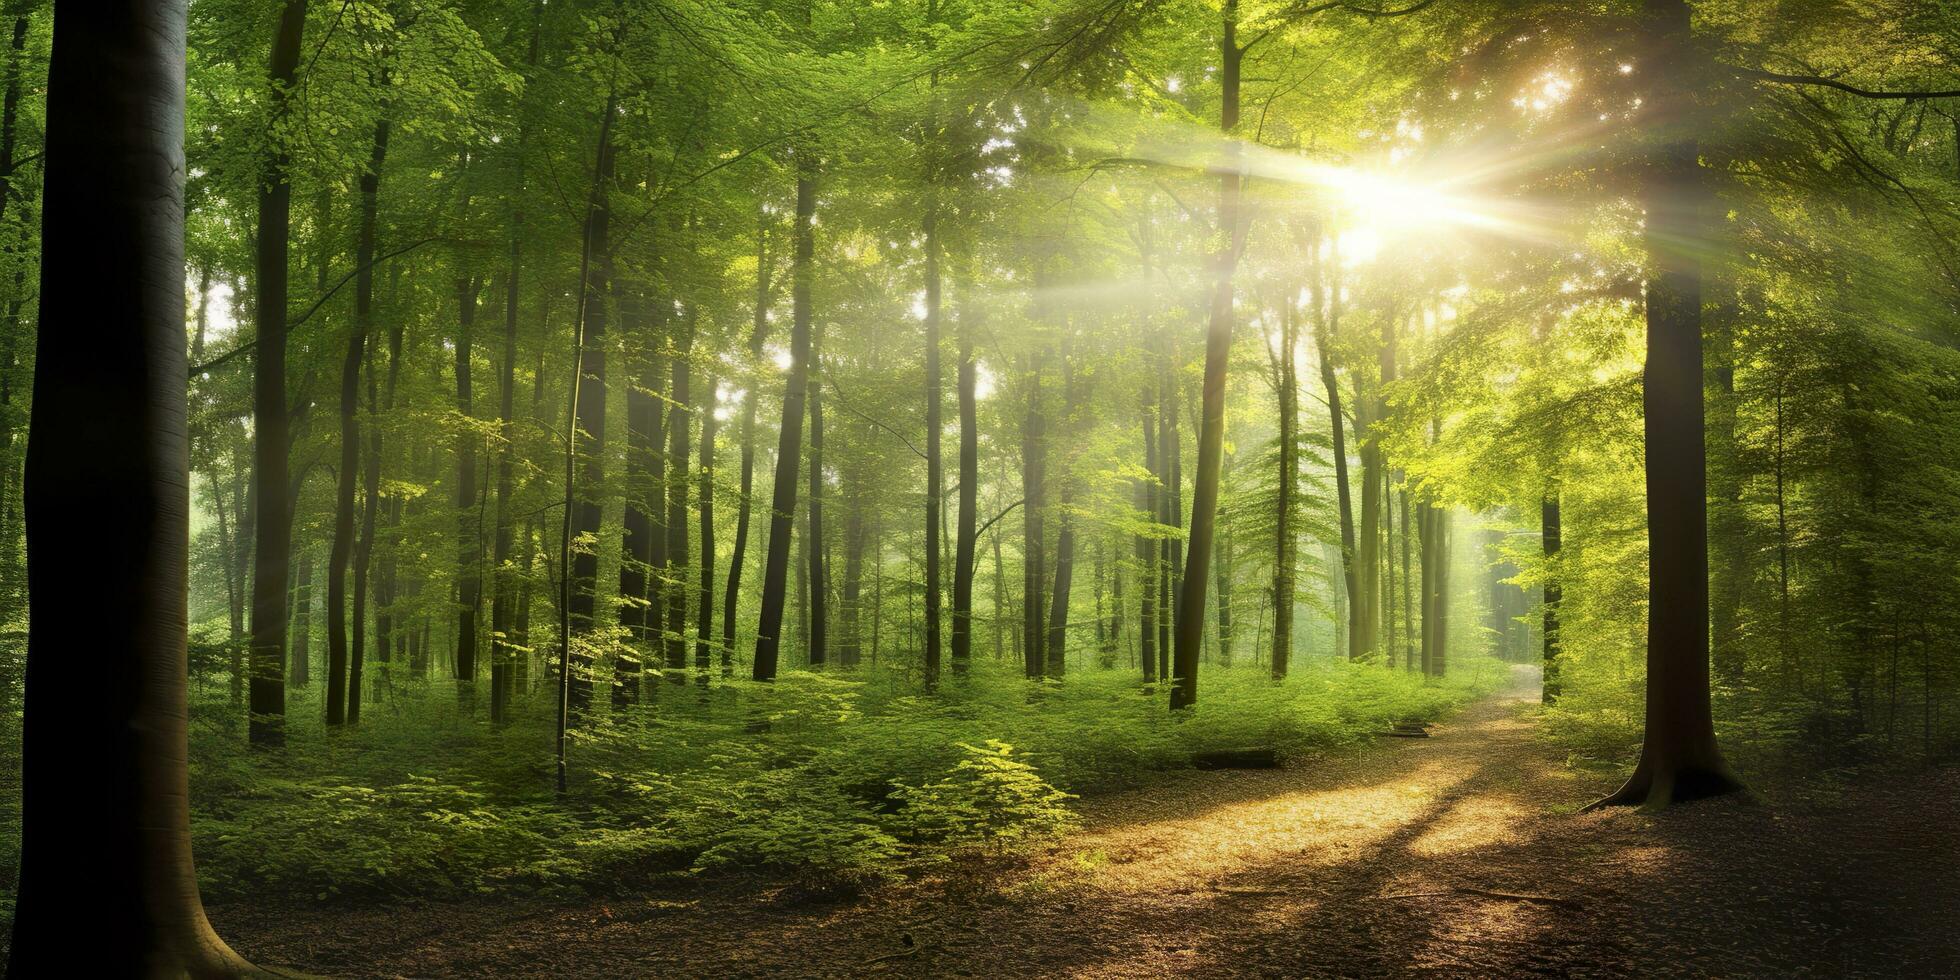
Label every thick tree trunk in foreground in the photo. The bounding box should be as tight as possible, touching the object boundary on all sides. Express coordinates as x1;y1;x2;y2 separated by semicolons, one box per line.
1172;5;1244;709
248;0;308;747
1588;0;1741;811
9;2;258;970
753;160;816;681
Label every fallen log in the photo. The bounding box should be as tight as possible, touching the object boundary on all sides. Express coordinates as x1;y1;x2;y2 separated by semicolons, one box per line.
1192;748;1280;769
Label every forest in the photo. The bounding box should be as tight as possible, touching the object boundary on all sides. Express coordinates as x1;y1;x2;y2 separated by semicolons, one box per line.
4;0;1960;976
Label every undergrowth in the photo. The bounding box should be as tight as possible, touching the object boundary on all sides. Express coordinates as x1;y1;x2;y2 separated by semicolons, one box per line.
110;659;1496;905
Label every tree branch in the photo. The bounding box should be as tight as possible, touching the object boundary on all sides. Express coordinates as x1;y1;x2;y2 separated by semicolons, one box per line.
1732;65;1960;100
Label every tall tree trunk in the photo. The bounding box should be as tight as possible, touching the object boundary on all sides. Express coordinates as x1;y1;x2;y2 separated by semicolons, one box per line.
248;0;309;747
1020;353;1046;679
1156;354;1175;688
1541;493;1562;703
350;305;382;722
290;548;312;686
952;252;979;675
666;309;694;681
454;276;482;702
490;0;542;725
1214;445;1234;667
1045;353;1078;677
1400;487;1414;669
1170;0;1246;709
558;91;616;790
619;292;659;694
1588;0;1740;810
806;325;827;667
840;485;864;666
1271;301;1297;680
922;204;944;687
752;159;815;682
721;208;772;676
1315;311;1358;664
328;119;388;727
10;1;258;968
695;373;718;681
1138;401;1158;685
346;116;392;729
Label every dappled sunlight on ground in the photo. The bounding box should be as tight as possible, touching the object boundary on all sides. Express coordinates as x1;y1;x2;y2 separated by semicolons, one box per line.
212;690;1960;978
1406;795;1533;857
1052;760;1474;895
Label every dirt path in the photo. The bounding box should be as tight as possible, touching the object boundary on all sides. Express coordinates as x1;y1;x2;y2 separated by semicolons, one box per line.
214;689;1960;978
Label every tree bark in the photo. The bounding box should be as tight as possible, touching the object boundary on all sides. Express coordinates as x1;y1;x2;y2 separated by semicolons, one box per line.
752;158;815;681
1020;352;1046;679
1170;0;1245;709
490;0;543;725
721;208;772;676
1587;0;1741;811
952;251;979;675
328;118;389;728
453;276;482;701
695;372;718;681
665;308;694;681
247;0;308;747
922;203;944;687
559;90;616;789
1138;400;1158;685
1271;299;1298;679
1541;494;1562;703
10;1;258;968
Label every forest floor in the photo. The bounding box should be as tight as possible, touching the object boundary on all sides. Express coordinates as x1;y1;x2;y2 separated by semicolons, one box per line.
213;684;1960;978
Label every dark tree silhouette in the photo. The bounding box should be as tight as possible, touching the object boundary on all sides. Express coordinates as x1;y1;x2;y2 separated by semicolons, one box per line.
8;0;256;970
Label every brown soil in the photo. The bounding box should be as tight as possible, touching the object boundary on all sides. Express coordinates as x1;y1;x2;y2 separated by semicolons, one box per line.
211;689;1960;978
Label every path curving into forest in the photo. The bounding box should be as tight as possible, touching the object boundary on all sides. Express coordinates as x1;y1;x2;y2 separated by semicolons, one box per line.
215;687;1960;978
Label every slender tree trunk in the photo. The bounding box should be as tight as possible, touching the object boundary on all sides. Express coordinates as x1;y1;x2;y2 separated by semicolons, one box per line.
490;0;542;725
559;91;617;790
752;159;816;681
951;256;980;678
1588;0;1740;811
1045;353;1078;677
806;326;828;667
922;204;944;687
1139;401;1158;685
1021;353;1046;679
290;548;312;686
10;1;259;967
840;486;864;666
1272;302;1297;679
666;309;694;681
618;292;658;696
350;308;381;722
721;209;772;676
1170;2;1246;709
695;373;718;681
1541;494;1562;703
248;0;309;747
453;276;482;702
